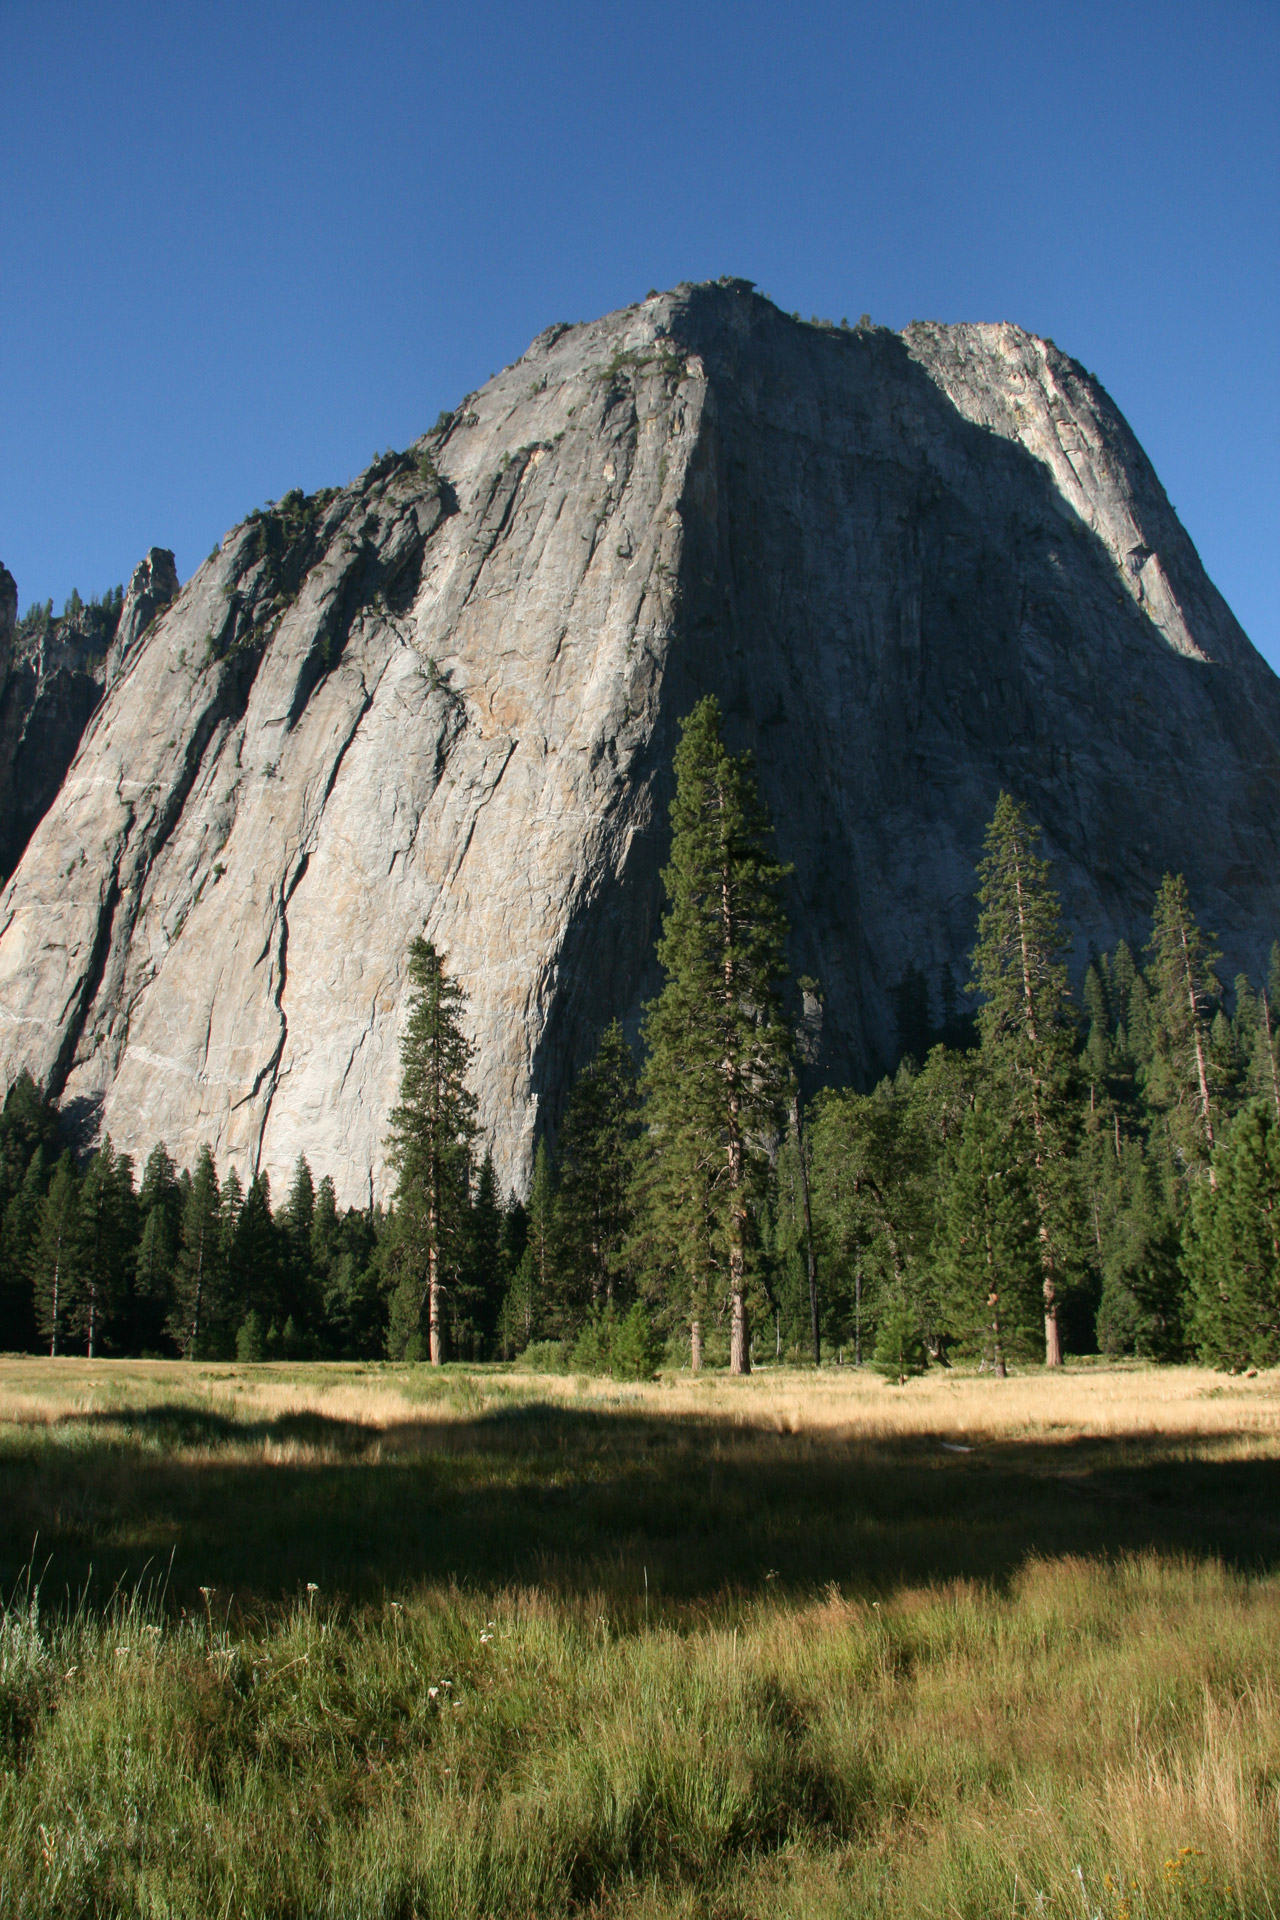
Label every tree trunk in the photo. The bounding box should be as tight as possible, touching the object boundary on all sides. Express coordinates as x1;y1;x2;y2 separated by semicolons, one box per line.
87;1281;97;1360
988;1293;1007;1379
730;1284;751;1375
50;1249;61;1358
854;1266;862;1366
690;1318;702;1373
1180;920;1216;1187
190;1229;204;1359
793;1090;821;1365
428;1238;443;1365
1012;854;1064;1367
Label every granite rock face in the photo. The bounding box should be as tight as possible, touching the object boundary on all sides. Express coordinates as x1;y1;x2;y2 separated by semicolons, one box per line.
2;282;1278;1204
0;550;177;885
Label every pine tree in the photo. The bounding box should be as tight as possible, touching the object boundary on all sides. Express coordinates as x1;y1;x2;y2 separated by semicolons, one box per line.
1185;1104;1280;1368
384;939;477;1364
75;1137;136;1356
553;1022;639;1317
636;697;792;1374
170;1146;222;1357
512;1140;555;1342
282;1155;317;1327
970;793;1078;1366
1144;873;1223;1187
134;1144;181;1352
458;1152;505;1356
31;1151;82;1356
228;1171;281;1344
872;1290;929;1384
933;1097;1042;1372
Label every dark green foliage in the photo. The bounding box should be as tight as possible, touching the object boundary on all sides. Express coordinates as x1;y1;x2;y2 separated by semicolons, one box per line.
0;1073;59;1348
170;1147;222;1358
1186;1104;1280;1369
970;794;1082;1362
610;1298;665;1380
633;697;792;1372
31;1152;83;1356
933;1098;1043;1369
552;1021;639;1317
872;1291;929;1383
384;939;477;1363
74;1137;137;1355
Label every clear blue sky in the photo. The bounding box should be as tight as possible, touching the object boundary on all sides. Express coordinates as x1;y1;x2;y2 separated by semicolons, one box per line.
4;1;1278;665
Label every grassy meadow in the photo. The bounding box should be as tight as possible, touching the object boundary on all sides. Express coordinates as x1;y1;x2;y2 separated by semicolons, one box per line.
2;1357;1280;1917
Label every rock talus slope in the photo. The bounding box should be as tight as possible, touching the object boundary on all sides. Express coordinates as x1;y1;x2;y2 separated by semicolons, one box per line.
2;282;1278;1203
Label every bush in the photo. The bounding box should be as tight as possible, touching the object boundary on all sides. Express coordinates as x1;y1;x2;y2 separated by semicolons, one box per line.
515;1339;570;1374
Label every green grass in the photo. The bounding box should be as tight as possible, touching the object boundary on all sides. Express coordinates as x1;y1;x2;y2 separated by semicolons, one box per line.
1;1361;1278;1917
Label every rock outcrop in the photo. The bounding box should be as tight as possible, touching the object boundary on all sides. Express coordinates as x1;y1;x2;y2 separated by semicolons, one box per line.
2;281;1278;1204
0;550;177;883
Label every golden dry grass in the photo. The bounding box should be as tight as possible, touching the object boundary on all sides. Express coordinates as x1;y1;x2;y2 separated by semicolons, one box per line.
3;1357;1279;1915
2;1351;1279;1446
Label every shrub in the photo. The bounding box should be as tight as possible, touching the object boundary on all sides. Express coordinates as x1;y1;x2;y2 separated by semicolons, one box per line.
515;1339;570;1374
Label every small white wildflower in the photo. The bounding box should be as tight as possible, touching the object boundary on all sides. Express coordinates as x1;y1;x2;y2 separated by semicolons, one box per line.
479;1632;493;1643
306;1583;319;1594
441;1679;452;1688
115;1646;130;1656
428;1686;439;1699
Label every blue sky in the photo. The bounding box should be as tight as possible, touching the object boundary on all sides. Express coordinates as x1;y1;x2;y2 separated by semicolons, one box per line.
3;1;1277;664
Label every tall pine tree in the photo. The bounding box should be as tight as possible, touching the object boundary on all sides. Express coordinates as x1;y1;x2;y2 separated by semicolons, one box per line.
385;939;477;1364
970;793;1078;1366
636;697;792;1374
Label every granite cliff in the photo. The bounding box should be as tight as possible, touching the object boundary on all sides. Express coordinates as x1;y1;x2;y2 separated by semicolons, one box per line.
0;550;177;884
2;280;1278;1203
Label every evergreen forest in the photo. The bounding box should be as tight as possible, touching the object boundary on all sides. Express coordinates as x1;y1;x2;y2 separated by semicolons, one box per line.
3;699;1277;1379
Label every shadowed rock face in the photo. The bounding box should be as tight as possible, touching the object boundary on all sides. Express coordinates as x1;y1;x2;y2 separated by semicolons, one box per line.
1;282;1277;1204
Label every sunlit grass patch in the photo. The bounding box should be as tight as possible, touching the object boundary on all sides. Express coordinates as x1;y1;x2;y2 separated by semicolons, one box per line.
1;1360;1279;1914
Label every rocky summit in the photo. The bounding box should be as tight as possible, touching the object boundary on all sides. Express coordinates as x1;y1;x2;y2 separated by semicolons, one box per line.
2;279;1278;1204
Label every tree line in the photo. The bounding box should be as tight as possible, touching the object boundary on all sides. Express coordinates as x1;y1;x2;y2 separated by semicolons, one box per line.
2;698;1278;1375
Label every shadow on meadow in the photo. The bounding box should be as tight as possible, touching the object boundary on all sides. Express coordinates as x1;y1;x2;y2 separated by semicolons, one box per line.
3;1395;1279;1613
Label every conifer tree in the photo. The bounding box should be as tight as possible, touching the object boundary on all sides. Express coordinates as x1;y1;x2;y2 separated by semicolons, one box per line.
933;1098;1041;1372
970;793;1078;1366
458;1152;505;1356
385;938;477;1364
636;698;792;1374
170;1146;222;1357
1144;873;1222;1186
134;1145;181;1352
553;1021;639;1317
229;1170;281;1341
1185;1103;1280;1368
31;1150;82;1357
76;1137;136;1356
